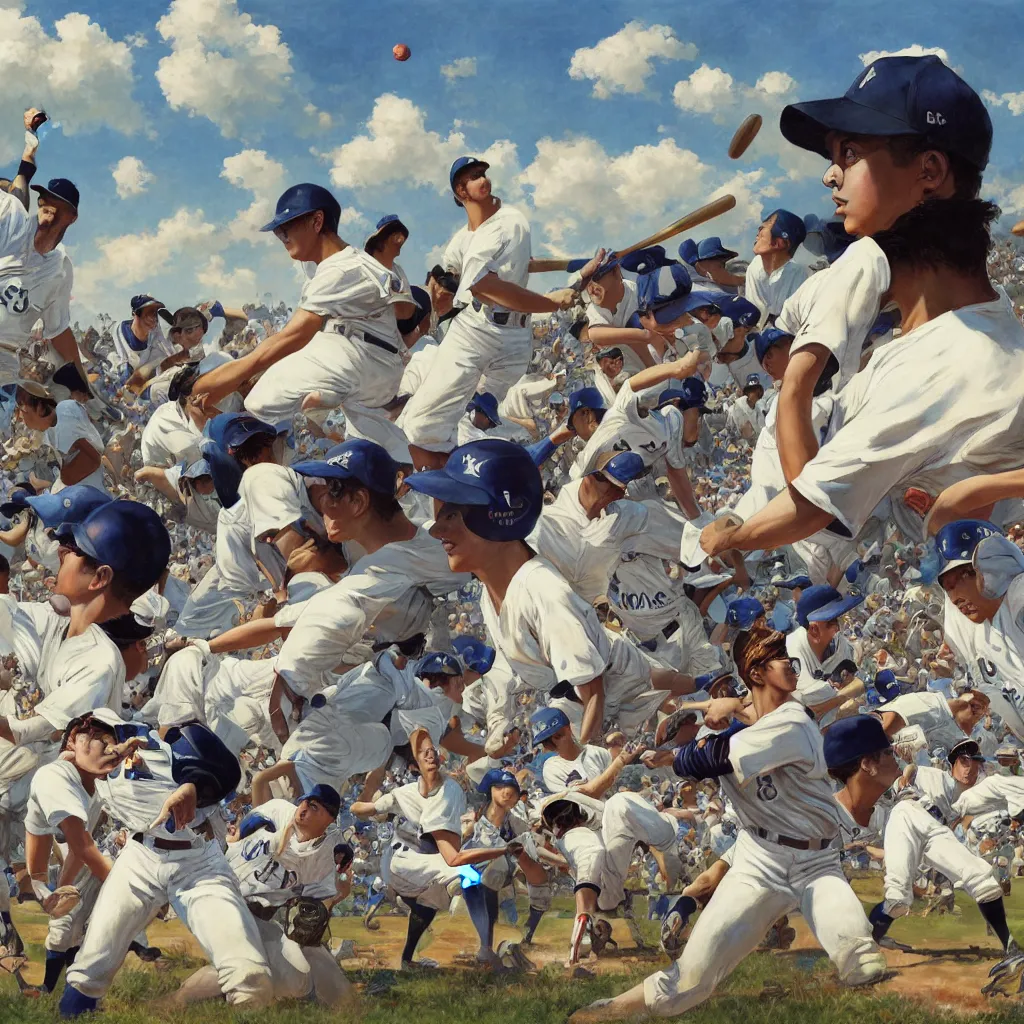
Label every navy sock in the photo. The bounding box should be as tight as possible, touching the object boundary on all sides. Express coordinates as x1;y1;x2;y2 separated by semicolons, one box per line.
44;950;69;993
868;901;893;941
979;898;1012;950
463;886;493;952
402;898;436;963
524;905;545;940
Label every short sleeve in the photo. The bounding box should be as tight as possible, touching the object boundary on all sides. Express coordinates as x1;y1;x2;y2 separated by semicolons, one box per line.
41;257;73;340
54;403;91;455
0;190;30;256
299;254;397;318
729;709;818;783
660;406;688;469
241;464;306;541
34;643;123;730
28;763;91;833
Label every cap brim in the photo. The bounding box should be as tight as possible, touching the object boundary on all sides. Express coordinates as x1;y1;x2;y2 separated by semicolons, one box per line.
699;249;738;262
30;184;77;210
780;98;919;161
290;458;354;480
405;469;493;506
804;592;866;623
298;791;340;813
938;557;973;577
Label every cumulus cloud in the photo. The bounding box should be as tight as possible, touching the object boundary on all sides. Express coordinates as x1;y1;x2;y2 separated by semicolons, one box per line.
984;90;1024;116
754;71;796;97
111;156;154;198
220;148;287;241
441;57;477;82
156;0;328;138
569;21;697;99
858;44;951;65
323;94;519;196
673;65;735;114
0;8;142;161
195;254;257;300
75;208;225;306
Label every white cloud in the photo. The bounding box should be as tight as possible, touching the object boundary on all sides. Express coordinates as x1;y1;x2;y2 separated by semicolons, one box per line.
858;45;951;65
0;8;142;161
220;148;287;241
323;93;519;197
75;208;225;306
125;31;147;48
195;255;257;301
754;71;796;97
441;57;477;82
337;206;366;228
112;156;154;198
984;90;1024;116
568;21;697;99
987;176;1024;215
155;0;327;139
673;64;735;114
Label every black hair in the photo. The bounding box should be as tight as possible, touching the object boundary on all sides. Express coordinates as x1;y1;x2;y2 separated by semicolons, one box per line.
0;553;9;574
319;205;340;235
421;671;459;689
885;136;983;201
232;431;277;468
372;632;427;658
873;197;998;279
827;749;886;784
326;476;401;521
15;387;56;418
426;265;459;293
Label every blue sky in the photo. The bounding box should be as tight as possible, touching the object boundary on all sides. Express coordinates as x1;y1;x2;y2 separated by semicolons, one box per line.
6;0;1024;323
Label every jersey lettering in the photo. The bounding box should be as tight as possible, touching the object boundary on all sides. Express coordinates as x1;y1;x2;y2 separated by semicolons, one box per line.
0;282;29;314
755;775;778;802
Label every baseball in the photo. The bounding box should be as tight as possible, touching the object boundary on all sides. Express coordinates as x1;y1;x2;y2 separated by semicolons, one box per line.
1012;218;1024;237
393;42;411;62
728;113;763;159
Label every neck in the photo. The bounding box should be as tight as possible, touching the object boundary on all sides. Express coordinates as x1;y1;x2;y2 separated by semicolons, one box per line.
74;764;98;795
352;511;418;556
556;739;582;761
478;541;533;613
294;821;322;844
888;266;998;335
310;233;346;266
840;776;884;824
808;630;831;659
575;478;600;519
748;685;791;719
66;594;124;639
466;196;501;231
485;802;507;828
419;768;441;795
746;394;757;408
33;224;62;256
602;280;625;314
130;319;149;342
760;249;790;275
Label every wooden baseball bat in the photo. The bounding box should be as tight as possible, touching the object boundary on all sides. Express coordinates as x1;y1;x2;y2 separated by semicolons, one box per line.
527;193;737;276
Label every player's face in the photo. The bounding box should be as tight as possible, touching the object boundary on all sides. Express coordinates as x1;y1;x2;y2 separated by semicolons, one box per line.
939;565;1002;623
273;210;321;261
71;725;121;776
822;133;923;238
951;754;982;786
490;783;520;810
296;797;335;836
456;168;491;205
570;408;600;441
866;747;901;787
761;341;791;381
413;732;440;774
35;193;77;236
756;655;800;694
429;502;488;574
319;482;366;543
599;356;623;377
56;538;111;601
752;216;781;257
137;306;160;331
580;472;623;519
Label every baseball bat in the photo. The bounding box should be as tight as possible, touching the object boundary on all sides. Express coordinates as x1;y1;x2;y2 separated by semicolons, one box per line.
528;194;737;277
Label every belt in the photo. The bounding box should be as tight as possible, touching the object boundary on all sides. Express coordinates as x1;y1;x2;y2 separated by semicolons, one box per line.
470;300;529;328
325;319;400;354
661;619;680;640
754;827;836;851
246;900;280;921
132;831;203;852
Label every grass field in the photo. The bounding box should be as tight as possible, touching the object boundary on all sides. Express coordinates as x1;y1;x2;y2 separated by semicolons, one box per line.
2;875;1024;1023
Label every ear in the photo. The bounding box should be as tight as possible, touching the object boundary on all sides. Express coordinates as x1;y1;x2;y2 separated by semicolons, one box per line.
312;209;325;234
90;565;115;591
919;150;953;199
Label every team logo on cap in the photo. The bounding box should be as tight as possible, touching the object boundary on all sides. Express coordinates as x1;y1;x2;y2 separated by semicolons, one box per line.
327;451;353;469
462;454;485;478
860;67;877;88
63;498;71;508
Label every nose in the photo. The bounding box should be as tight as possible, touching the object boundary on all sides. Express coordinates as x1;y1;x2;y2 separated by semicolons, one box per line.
822;163;842;189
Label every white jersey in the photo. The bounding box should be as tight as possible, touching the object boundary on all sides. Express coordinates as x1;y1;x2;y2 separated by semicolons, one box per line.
722;699;840;841
725;397;765;438
373;776;466;853
885;690;964;752
25;757;102;836
108;319;175;373
902;765;966;826
239;463;323;550
834;793;890;848
45;401;108;494
500;373;559;420
793;292;1024;540
0;191;73;372
570;379;687;479
213;499;262;592
780;238;889;393
399;342;438;397
541;744;613;794
785;626;855;727
479;556;610;694
954;774;1024;819
584;278;644;374
743;256;809;326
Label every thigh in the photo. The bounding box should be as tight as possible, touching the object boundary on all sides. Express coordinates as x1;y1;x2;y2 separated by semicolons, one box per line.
922;826;1002;901
477;331;532;401
882;803;927;896
256;918;311;1000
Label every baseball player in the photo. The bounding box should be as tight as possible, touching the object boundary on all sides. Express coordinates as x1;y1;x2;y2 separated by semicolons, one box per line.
878;683;991;753
59;719;273;1015
350;726;509;970
743;209;809;327
725;374;765;441
571;626;886;1022
401;156;572;470
108;295;174;378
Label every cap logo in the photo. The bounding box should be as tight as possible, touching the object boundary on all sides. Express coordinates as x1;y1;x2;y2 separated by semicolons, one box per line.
859;67;877;88
327;451;353;468
462;453;484;478
63;498;72;508
926;111;947;125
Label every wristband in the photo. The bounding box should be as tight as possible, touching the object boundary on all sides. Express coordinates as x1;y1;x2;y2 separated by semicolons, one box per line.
17;160;36;183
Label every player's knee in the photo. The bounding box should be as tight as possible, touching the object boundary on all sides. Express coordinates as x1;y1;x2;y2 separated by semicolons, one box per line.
970;873;1005;905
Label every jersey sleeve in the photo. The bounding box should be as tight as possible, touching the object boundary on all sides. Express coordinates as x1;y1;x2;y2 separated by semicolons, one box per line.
744;260;769;325
34;644;123;730
454;217;514;305
628;500;686;560
954;775;1024;818
728;709;819;784
41;257;73;340
28;763;91;833
53;403;96;456
0;190;30;256
241;464;307;541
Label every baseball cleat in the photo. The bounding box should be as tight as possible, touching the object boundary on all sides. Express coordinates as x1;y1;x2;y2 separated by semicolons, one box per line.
589;917;616;956
660;896;693;959
983;952;1024;997
400;957;440;972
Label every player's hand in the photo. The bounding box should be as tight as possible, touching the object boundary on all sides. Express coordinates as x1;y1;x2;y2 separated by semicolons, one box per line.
700;517;741;558
640;749;674;769
546;288;578;311
150;782;198;833
505;839;525;857
577;248;609;283
548;424;574;446
703;697;743;731
619;741;647;765
675;349;711;379
110;735;145;761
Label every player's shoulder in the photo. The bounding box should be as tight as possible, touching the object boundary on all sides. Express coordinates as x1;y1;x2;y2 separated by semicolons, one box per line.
31;756;81;790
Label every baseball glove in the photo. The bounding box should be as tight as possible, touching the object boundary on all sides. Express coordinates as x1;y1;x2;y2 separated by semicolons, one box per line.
42;885;82;918
282;896;330;947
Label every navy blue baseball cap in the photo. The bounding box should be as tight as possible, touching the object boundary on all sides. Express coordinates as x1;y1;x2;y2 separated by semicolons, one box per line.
656;377;709;413
591;450;645;488
406;438;543;542
181;457;212;481
261;183;341;232
452;635;496;675
678;238;699;264
216;412;279;452
935;519;1001;576
130;295;165;316
796;584;865;627
781;55;991;171
823;715;891;769
617;246;675;275
718;295;760;328
566;387;606;430
774;574;812;590
949;738;986;764
64;500;171;592
31;177;79;212
753;327;794;366
764;209;807;250
636;264;695;323
696;236;738;261
726;596;765;629
531;706;570;745
873;668;901;703
298;783;342;817
366;213;409;248
450;156;489;204
566;249;624;280
27;484;111;530
0;485;35;518
292;439;401;496
466;391;501;426
477;767;521;795
743;374;764;393
417;651;463;678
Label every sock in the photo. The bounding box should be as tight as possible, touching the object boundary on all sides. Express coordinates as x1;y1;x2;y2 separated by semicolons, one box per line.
463;886;493;954
66;945;80;968
524;905;545;941
59;984;98;1018
979;898;1013;950
484;887;499;948
0;910;11;929
44;950;69;992
401;898;437;963
670;895;698;921
868;901;893;942
569;913;591;964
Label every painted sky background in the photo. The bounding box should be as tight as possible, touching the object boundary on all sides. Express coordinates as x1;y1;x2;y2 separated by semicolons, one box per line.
5;0;1023;324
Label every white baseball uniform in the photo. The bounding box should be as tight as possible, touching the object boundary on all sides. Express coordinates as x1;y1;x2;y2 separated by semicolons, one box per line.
140;401;204;469
584;278;644;375
785;627;856;728
884;690;965;752
402;205;534;452
108;318;175;374
743;256;809;327
44;401;108;494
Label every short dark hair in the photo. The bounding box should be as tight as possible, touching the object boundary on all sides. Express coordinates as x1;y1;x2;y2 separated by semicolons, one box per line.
0;553;9;574
885;135;983;201
828;749;886;784
232;432;276;467
15;387;56;418
326;476;401;521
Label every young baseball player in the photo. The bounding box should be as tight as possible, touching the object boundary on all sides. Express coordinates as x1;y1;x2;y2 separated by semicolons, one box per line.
350;726;508;970
725;374;765;441
59;719;273;1016
878;684;991;753
743;209;809;327
571;625;886;1023
401;157;572;470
